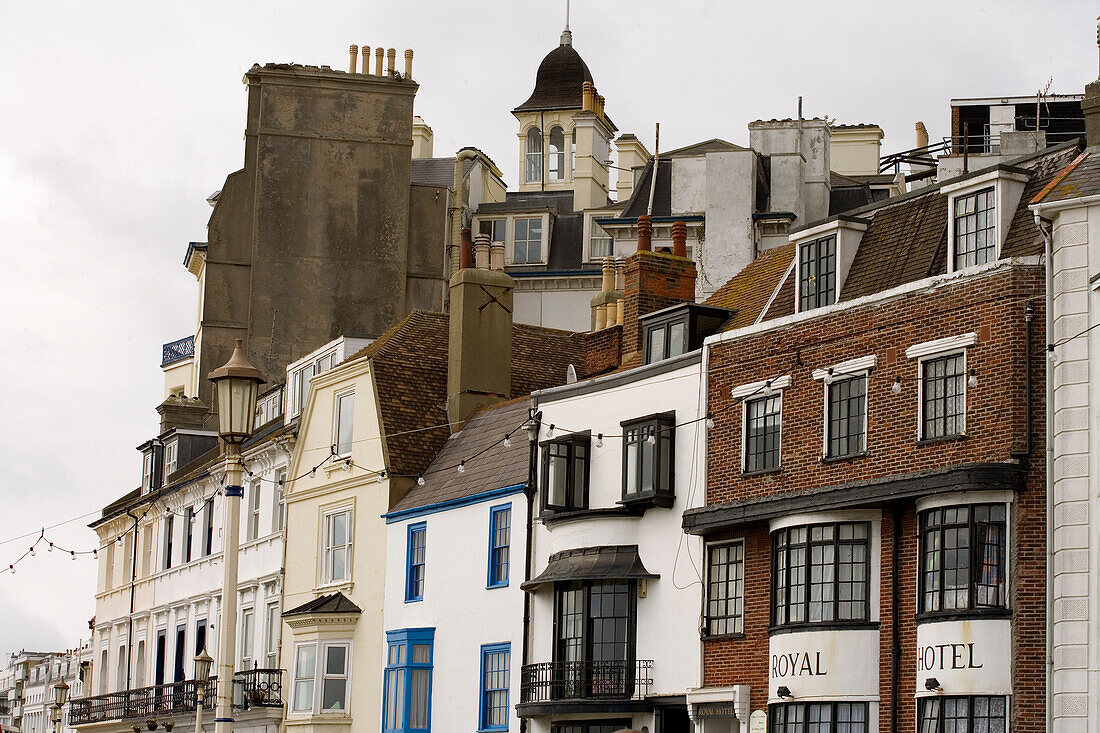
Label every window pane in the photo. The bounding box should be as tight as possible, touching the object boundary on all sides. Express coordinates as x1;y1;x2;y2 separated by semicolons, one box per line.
746;395;781;472
526;128;542;183
549;126;566;181
827;376;866;457
800;235;837;310
336;393;354;455
322;679;346;710
668;321;686;357
384;668;404;728
410;668;431;727
647;325;666;364
707;542;744;635
325;645;346;675
954;188;996;269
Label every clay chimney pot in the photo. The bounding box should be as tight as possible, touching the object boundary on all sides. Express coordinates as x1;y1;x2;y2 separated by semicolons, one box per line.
671;221;688;258
460;228;473;270
636;215;653;252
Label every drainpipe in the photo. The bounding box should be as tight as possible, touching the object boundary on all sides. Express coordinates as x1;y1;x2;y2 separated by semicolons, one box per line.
1033;210;1054;733
520;409;541;733
890;505;902;733
125;510;140;690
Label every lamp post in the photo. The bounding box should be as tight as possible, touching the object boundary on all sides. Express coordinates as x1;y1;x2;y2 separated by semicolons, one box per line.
51;680;68;733
208;339;264;733
193;647;213;733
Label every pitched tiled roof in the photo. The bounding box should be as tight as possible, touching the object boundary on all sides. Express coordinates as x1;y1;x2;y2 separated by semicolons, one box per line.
1030;150;1094;204
283;592;361;616
389;398;530;513
350;311;587;479
705;243;794;331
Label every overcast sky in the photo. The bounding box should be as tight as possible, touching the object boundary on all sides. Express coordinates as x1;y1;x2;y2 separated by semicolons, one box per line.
0;0;1094;659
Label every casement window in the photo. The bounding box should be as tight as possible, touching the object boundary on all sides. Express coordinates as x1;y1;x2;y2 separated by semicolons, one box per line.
183;507;194;563
952;187;996;270
570;129;576;177
554;581;636;698
264;603;279;668
541;435;590;512
291;350;337;418
919;503;1007;614
644;318;687;365
744;395;781;473
772;522;870;627
163;515;174;570
479;219;506;244
383;628;434;733
621;413;675;505
487;505;511;589
549;126;566;181
142;452;154;491
479;643;510;732
334;391;354;456
799;234;837;311
826;375;867;458
273;470;286;533
769;702;868;733
164;441;178;479
239;607;254;669
247;482;262;542
918;695;1007;733
142;525;153;577
292;641;351;714
104;541;116;590
406;523;426;602
590;220;613;260
322;509;352;584
203;501;214;556
920;352;966;440
525;128;543;183
706;542;744;636
513;217;543;264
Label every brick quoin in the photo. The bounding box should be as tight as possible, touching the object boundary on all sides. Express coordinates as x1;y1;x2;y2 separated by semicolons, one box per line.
698;265;1046;733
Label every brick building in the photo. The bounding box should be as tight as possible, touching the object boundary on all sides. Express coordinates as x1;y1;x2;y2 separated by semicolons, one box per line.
681;140;1081;733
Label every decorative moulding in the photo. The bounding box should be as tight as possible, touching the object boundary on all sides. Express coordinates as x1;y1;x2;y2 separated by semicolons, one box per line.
730;374;792;400
905;332;978;360
812;355;878;381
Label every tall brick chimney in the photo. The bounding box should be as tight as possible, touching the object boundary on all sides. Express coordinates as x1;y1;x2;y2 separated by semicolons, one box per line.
621;216;697;363
447;229;514;430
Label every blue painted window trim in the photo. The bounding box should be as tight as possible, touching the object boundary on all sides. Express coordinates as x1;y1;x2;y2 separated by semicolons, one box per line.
478;642;510;732
383;628;434;733
405;522;426;602
486;505;512;589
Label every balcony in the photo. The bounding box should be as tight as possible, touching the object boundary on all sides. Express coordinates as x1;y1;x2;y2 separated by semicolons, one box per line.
518;660;653;716
161;335;195;367
68;670;282;726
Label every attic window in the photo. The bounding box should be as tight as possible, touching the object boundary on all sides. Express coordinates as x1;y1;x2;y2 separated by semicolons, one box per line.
799;235;837;311
644;318;687;365
952;187;995;269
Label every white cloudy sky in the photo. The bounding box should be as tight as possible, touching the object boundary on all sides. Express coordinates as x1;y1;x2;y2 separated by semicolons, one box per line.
0;0;1094;658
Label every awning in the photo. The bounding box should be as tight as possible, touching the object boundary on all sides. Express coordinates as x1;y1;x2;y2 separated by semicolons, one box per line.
521;545;659;591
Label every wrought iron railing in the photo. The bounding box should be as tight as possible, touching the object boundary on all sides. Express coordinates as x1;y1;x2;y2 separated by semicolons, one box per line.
520;660;653;703
161;335;195;367
69;670;282;726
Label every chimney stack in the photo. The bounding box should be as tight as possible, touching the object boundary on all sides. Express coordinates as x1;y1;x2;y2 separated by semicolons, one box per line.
622;233;697;363
386;48;396;75
375;47;384;76
448;235;515;431
349;45;359;73
915;121;929;149
404;49;414;78
361;45;371;74
1084;18;1100;147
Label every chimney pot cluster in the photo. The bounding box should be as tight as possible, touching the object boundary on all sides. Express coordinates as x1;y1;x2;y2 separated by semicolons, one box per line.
347;44;414;79
465;233;505;272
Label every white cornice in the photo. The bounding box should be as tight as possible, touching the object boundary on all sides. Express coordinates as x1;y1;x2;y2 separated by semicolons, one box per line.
905;332;978;360
812;354;877;381
731;374;791;399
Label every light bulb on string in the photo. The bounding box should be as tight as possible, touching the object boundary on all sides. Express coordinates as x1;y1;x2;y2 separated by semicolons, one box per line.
891;377;902;395
762;381;774;397
8;565;13;574
503;435;511;448
705;414;715;430
93;549;97;559
1047;345;1057;363
967;369;978;388
457;461;466;474
377;471;386;484
71;551;76;560
47;542;53;552
29;546;36;557
417;475;425;486
823;369;834;386
595;434;603;448
547;424;555;438
646;433;656;446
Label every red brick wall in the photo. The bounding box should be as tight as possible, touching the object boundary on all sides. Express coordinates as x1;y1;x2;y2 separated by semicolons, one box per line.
581;324;622;377
700;265;1046;733
622;251;697;360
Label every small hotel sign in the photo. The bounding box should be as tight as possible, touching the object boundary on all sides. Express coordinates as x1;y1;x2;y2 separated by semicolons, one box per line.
695;702;738;719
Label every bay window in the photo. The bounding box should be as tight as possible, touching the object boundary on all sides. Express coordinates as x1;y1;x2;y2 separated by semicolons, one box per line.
919;695;1007;733
919;503;1007;614
292;640;350;714
770;702;868;733
772;522;870;627
541;434;589;512
383;628;434;733
621;413;675;506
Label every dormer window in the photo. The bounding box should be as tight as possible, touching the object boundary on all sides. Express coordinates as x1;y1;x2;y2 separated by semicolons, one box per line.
799;235;837;310
943;167;1028;273
290;350;338;417
525;127;543;183
141;452;153;491
164;441;178;479
512;217;543;264
952;187;995;269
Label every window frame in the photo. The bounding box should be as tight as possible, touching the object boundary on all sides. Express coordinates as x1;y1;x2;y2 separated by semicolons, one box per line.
588;218;613;261
162;514;174;571
321;507;353;585
290;640;352;715
203;500;214;556
548;126;566;182
918;694;1008;733
486;505;512;589
525;127;543;184
273;470;286;533
643;316;688;365
798;234;838;312
705;540;745;637
183;507;194;563
239;606;254;670
333;389;354;457
142;451;154;491
164;441;178;478
620;412;676;507
264;602;280;668
743;393;782;474
512;216;545;265
824;374;868;459
247;481;262;542
289;349;339;418
478;642;510;732
383;628;434;733
769;701;869;733
918;502;1009;617
918;351;967;441
405;522;427;602
771;521;872;629
950;186;997;271
540;433;591;513
478;218;507;244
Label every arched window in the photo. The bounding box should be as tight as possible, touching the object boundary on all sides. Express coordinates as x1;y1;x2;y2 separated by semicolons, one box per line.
549;126;566;181
570;128;576;179
525;127;543;183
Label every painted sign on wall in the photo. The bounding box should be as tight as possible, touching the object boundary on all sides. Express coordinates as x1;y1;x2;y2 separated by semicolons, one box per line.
768;628;879;700
914;618;1011;695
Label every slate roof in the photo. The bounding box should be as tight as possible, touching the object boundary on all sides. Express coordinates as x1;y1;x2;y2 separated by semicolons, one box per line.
1031;149;1099;204
514;43;594;113
410;157;474;189
704;243;795;331
389;398;531;513
620;159;673;218
283;592;362;616
347;311;587;478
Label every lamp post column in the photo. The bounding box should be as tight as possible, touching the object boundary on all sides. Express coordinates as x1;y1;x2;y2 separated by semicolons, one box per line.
214;447;243;733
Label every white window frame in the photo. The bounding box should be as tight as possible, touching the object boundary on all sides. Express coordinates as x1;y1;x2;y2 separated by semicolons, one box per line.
247;481;262;542
273;470;287;533
548;125;566;182
264;602;280;668
907;333;978;442
333;390;355;457
291;640;351;715
164;441;178;478
510;214;548;265
943;169;1028;273
239;606;254;670
733;376;791;474
321;507;354;585
584;213;615;262
524;126;543;184
142;452;153;491
812;355;876;458
289;349;339;418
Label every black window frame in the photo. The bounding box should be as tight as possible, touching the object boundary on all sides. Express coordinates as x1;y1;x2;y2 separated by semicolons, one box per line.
771;522;871;629
918;503;1008;617
551;581;638;701
952;186;997;271
798;234;837;311
705;541;745;637
920;353;967;441
540;433;591;513
918;694;1008;733
643;316;688;365
769;701;868;733
620;412;675;508
825;374;867;459
551;721;633;733
744;394;782;474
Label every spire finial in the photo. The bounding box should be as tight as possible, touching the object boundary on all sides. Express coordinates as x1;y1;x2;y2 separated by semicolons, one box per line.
560;0;572;46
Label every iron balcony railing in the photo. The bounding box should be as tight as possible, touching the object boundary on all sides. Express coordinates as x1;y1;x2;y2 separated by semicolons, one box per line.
161;335;195;367
68;670;282;726
520;660;653;704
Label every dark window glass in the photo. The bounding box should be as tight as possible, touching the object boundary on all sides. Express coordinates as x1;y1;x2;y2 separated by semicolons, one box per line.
622;414;674;501
920;504;1007;614
799;235;837;311
706;542;744;635
479;219;506;243
953;187;996;269
922;353;966;439
773;523;869;627
184;507;194;563
827;376;866;458
553;722;633;733
553;581;636;699
770;702;867;733
163;515;174;570
542;436;590;511
918;695;1007;733
643;318;689;364
745;395;781;472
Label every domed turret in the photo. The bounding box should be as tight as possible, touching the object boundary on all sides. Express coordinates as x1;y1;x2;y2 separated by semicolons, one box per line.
512;41;594;114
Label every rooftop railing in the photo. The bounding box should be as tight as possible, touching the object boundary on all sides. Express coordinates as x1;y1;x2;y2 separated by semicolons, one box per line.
161;335;195;367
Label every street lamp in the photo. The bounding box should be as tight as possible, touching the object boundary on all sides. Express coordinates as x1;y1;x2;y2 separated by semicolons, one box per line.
51;680;69;733
208;339;264;733
193;647;214;733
